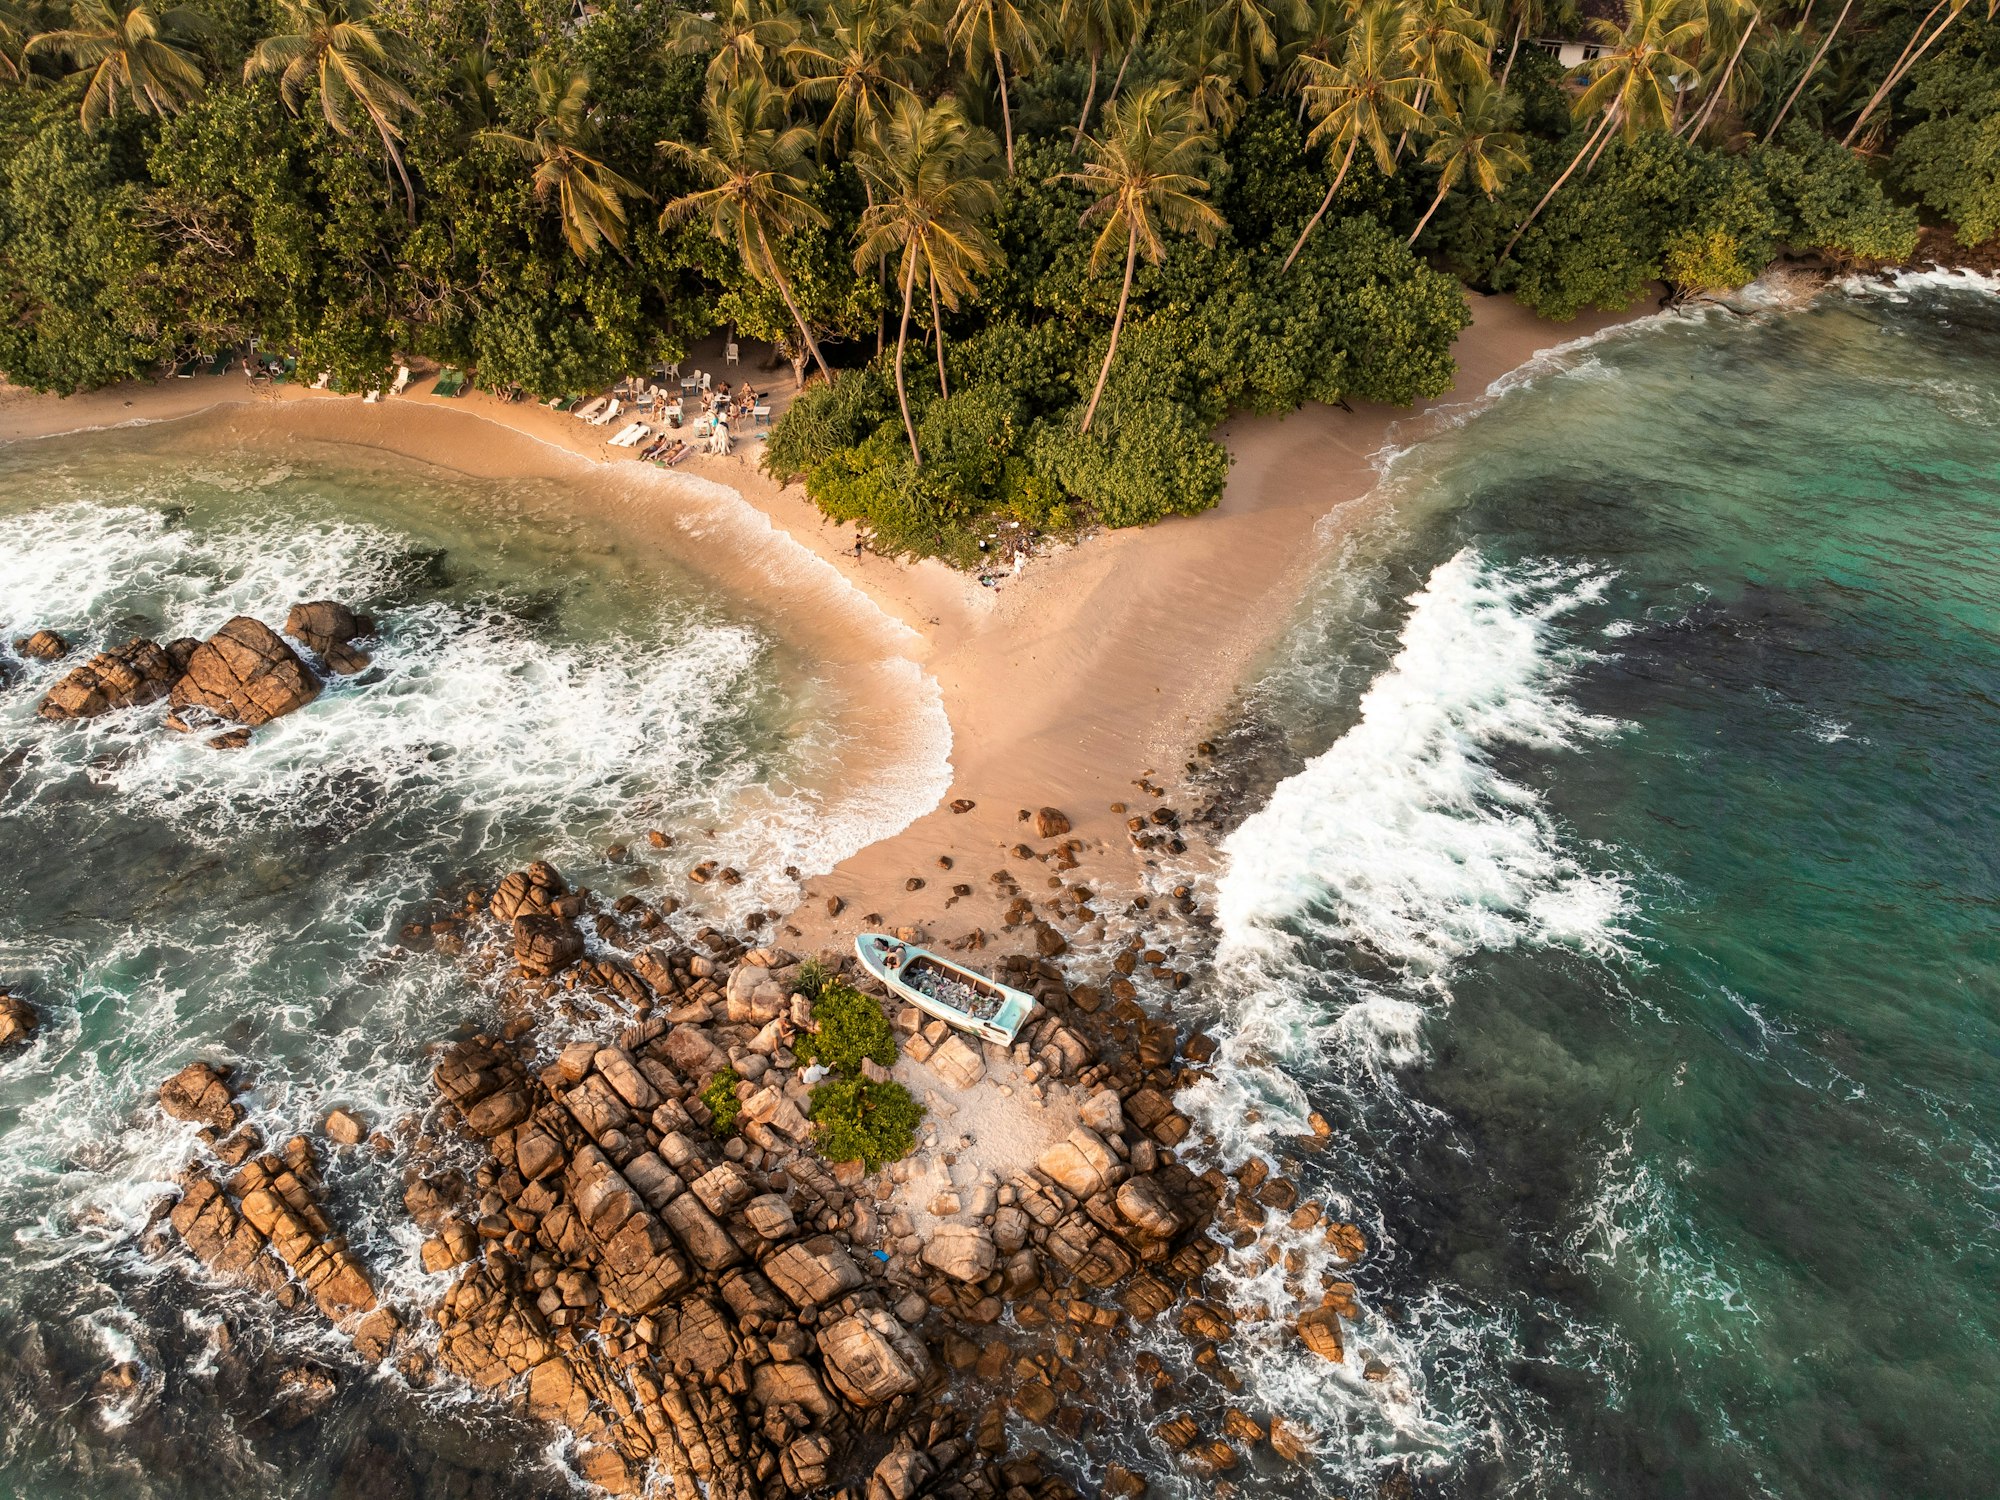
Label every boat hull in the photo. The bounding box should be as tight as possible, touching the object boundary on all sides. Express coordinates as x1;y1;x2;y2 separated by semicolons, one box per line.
853;934;1037;1047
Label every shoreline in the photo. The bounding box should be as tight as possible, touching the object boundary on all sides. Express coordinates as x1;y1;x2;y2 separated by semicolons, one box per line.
0;290;1659;950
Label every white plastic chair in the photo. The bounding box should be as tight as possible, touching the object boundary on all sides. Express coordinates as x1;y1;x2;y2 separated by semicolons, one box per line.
725;342;739;367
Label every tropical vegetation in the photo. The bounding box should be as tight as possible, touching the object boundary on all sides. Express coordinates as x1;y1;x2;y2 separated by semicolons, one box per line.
0;0;1981;558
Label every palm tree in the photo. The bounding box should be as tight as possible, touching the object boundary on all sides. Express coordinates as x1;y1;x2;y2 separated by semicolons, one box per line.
1497;0;1705;262
1056;81;1224;434
244;0;420;217
1204;0;1308;94
1395;0;1493;158
1841;0;1995;148
662;78;835;384
668;0;799;94
1280;1;1423;273
853;95;1003;461
944;0;1043;173
785;0;926;159
1680;0;1757;140
1058;0;1146;152
1;0;49;84
1173;30;1246;133
1407;79;1526;242
1279;0;1354;106
482;64;646;260
25;0;208;129
1760;0;1850;140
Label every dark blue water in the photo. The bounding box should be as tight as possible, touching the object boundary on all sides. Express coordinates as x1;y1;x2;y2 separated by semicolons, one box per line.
1187;276;2000;1499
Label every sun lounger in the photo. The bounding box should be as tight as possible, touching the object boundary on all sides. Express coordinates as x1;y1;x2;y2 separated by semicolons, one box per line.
173;358;198;379
589;399;622;427
364;389;381;403
390;366;411;396
608;421;649;447
574;396;609;421
431;369;466;398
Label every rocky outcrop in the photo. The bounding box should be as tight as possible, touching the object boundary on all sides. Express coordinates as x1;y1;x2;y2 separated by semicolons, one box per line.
14;629;68;661
159;1061;243;1132
37;637;182;719
169;616;322;726
0;988;37;1048
817;1305;931;1406
284;600;374;675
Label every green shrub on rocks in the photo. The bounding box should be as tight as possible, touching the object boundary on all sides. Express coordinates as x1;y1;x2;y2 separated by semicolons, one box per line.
793;983;898;1077
700;1066;742;1137
807;1077;923;1171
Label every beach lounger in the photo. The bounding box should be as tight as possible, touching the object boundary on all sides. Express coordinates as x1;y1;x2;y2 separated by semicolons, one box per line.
608;421;649;447
173;358;198;379
204;353;231;376
364;389;381;403
589;398;622;426
390;366;411;396
666;443;695;466
431;368;466;398
574;396;609;421
311;370;331;389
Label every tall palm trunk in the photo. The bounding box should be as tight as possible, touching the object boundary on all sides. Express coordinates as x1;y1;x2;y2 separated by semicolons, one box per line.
1280;133;1360;273
893;252;922;463
1585;100;1621;170
994;35;1015;172
366;104;418;219
1683;10;1758;139
1081;225;1137;434
1408;174;1452;245
929;268;950;398
1104;38;1136;104
1842;0;1956;147
1072;47;1101;156
1498;13;1526;91
762;228;832;384
1764;0;1854;142
1394;82;1430;162
1498;106;1618;262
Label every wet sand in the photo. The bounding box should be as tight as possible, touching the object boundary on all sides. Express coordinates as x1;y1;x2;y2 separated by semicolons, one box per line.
0;291;1655;949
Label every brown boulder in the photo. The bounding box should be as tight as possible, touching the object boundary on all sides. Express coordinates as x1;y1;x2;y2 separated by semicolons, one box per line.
283;601;372;654
14;629;68;661
1297;1305;1344;1363
0;991;37;1049
920;1223;997;1283
1033;807;1071;838
1116;1175;1188;1240
764;1234;863;1307
160;1061;241;1131
38;638;181;719
169;617;321;726
512;913;582;978
816;1305;932;1406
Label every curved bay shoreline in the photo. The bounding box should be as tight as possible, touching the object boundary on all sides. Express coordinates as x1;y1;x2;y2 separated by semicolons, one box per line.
0;289;1653;950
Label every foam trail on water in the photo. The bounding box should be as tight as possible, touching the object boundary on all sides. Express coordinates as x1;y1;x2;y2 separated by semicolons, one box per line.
1167;551;1634;1490
1207;550;1628;1086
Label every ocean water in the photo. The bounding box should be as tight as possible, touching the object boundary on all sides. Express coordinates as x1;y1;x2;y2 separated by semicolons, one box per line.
0;414;945;1498
1177;276;2000;1498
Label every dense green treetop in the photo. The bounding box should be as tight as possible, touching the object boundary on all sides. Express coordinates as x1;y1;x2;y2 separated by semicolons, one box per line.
0;0;1981;553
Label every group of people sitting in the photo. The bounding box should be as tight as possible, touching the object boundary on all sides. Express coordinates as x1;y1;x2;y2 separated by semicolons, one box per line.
693;381;759;455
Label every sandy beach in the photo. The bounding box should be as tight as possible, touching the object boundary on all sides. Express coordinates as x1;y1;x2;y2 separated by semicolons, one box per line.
0;291;1654;948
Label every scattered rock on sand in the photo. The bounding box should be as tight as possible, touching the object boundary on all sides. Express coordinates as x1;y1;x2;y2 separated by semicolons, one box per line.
1033;807;1071;838
920;1223;997;1283
14;629;68;661
37;638;182;719
170;617;321;726
949;798;975;813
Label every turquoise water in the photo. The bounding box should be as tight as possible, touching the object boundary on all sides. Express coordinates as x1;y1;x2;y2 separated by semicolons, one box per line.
0;415;935;1498
1183;277;2000;1498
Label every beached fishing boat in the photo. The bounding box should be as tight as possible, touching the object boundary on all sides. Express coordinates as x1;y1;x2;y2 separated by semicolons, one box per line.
854;934;1037;1047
